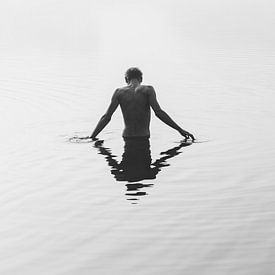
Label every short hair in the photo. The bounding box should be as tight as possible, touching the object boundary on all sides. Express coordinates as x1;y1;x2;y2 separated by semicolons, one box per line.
125;67;143;83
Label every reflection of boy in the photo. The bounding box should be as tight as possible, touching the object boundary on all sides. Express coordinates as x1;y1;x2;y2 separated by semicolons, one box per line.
115;137;156;182
94;139;192;183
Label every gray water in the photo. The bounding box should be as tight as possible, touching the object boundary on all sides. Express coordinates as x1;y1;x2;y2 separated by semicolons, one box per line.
1;1;275;274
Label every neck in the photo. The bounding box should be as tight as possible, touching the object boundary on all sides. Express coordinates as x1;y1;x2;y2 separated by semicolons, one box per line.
128;79;141;87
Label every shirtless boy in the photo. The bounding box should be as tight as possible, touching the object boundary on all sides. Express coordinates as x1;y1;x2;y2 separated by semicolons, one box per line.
91;67;195;141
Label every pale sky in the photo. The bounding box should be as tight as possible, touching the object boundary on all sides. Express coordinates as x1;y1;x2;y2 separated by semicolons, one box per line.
0;0;274;54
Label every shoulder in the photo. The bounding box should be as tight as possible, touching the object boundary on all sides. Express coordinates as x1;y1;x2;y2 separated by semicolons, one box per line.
139;85;154;89
143;85;155;92
113;87;125;96
112;87;128;101
141;85;156;96
116;86;129;93
115;87;128;95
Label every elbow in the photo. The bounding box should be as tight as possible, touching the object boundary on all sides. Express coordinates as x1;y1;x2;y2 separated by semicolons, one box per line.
154;109;164;118
101;114;111;122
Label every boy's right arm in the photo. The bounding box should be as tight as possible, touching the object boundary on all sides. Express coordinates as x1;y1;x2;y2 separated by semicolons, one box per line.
147;86;195;140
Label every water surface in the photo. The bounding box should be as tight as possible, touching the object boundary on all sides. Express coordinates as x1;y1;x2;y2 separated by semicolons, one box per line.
1;1;275;274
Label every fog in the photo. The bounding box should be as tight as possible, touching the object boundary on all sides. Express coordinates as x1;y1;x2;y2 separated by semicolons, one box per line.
1;0;274;54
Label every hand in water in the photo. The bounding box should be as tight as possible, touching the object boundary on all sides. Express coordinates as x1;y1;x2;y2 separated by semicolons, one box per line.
88;136;104;146
79;136;99;141
69;135;97;143
179;129;195;141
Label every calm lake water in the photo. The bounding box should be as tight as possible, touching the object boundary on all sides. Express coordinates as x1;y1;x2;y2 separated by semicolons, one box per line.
1;1;275;274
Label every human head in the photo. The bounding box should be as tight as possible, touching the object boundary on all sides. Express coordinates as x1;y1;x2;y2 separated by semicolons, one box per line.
125;67;143;84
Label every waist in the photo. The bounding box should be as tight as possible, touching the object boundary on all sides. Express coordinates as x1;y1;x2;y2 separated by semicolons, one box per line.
123;135;150;141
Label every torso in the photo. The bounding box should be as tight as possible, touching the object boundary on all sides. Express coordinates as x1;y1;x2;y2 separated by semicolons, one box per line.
117;85;151;137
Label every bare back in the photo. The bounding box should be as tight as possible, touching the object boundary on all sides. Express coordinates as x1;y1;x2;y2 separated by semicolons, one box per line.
117;85;152;137
91;80;195;140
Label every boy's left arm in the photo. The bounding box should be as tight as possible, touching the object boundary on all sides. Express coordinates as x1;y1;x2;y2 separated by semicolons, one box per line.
91;89;119;139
